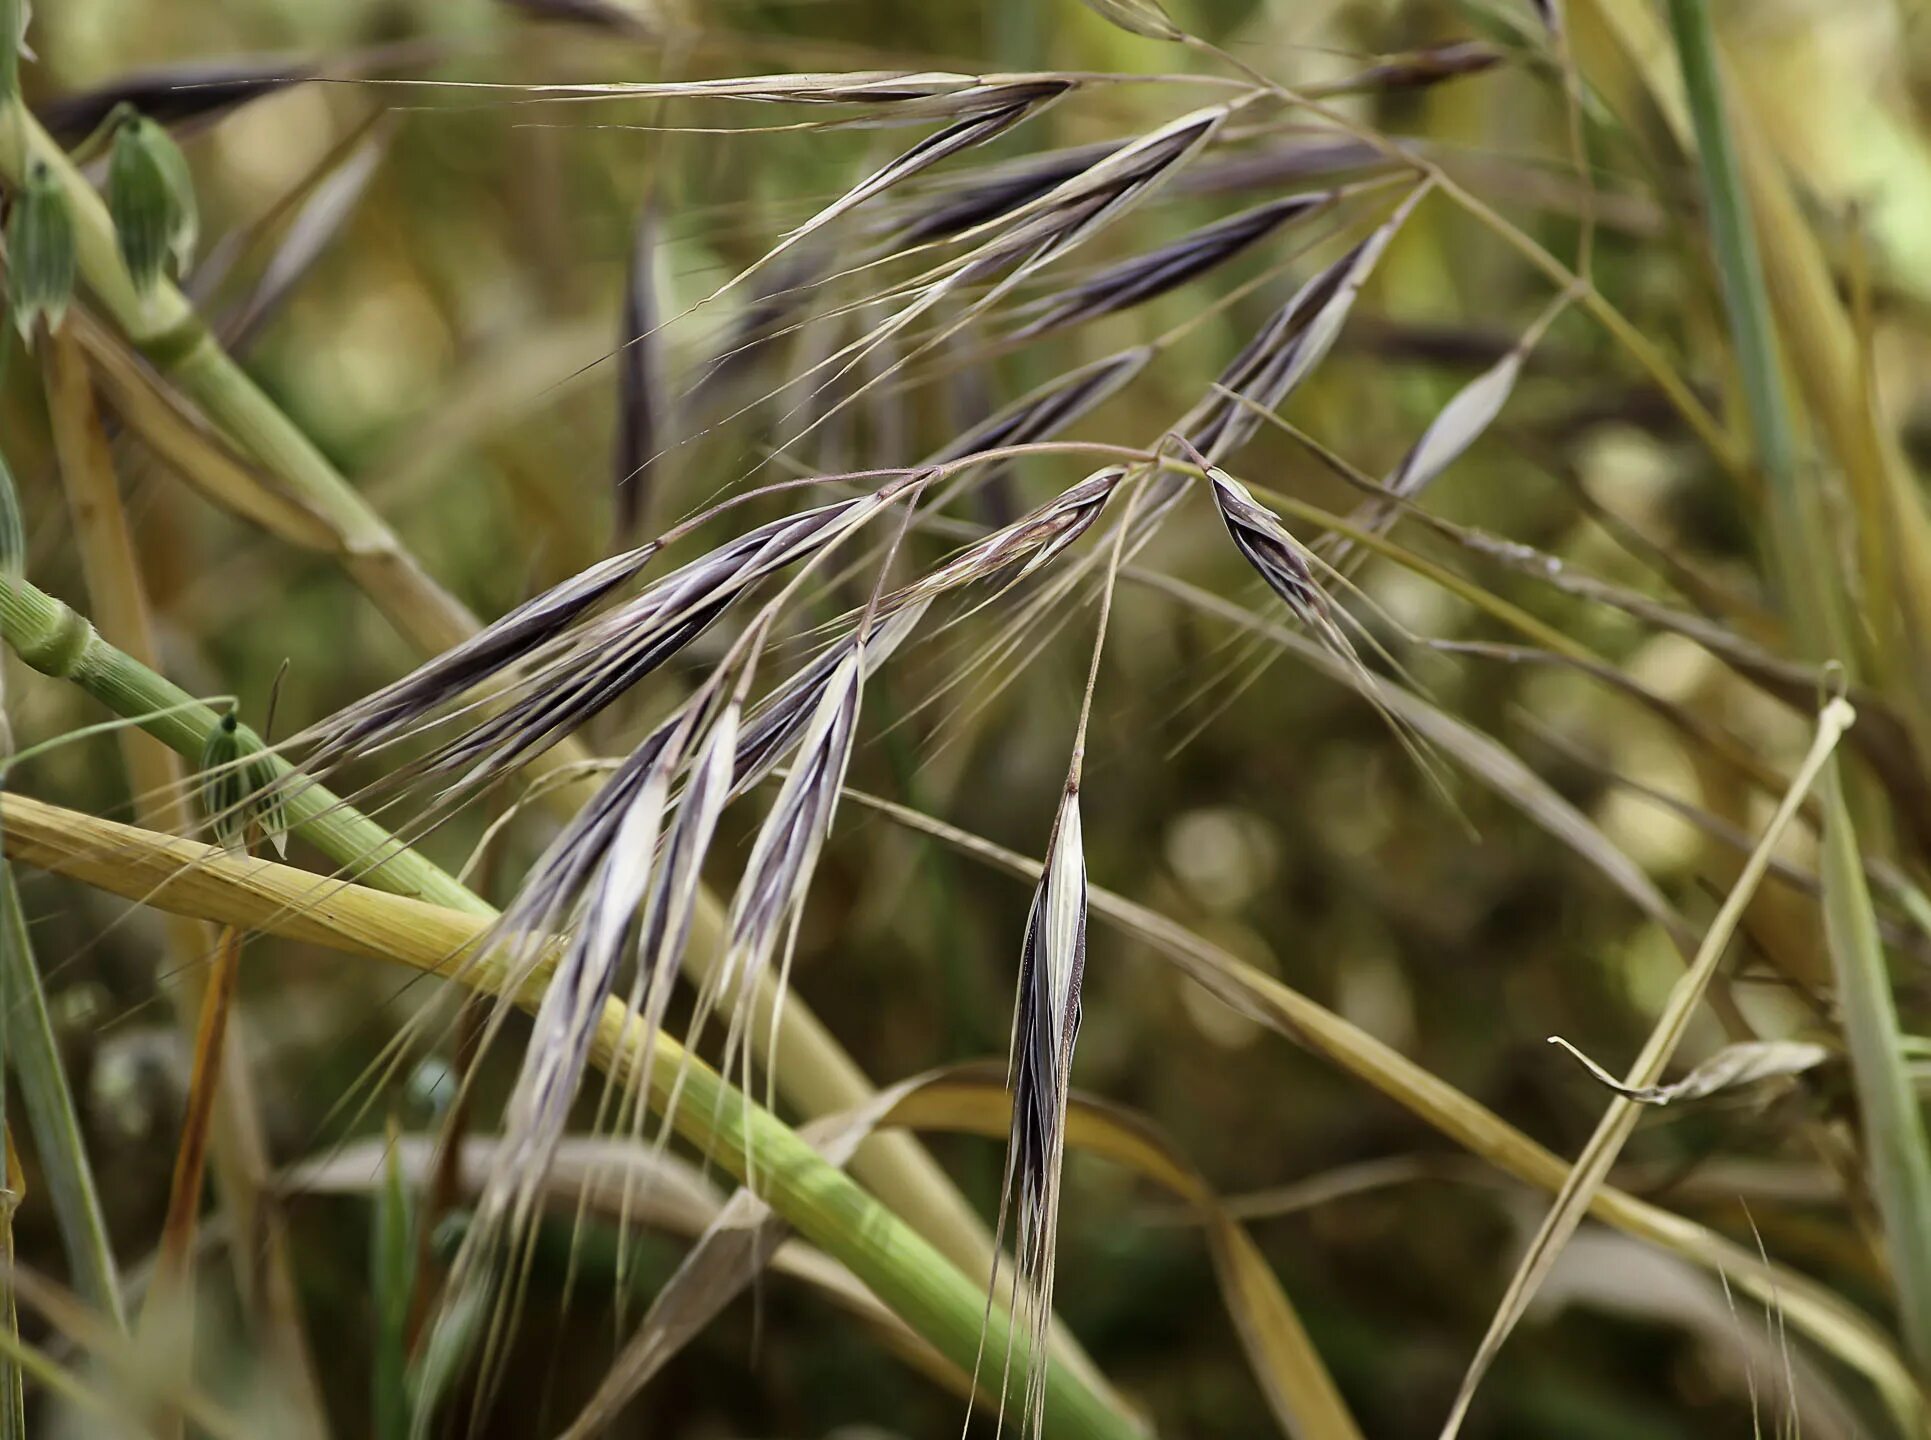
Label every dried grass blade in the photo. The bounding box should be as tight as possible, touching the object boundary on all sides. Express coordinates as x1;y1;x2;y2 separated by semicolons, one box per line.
8;793;1911;1436
1547;1037;1832;1106
1435;697;1855;1440
218;116;392;351
135;919;245;1429
562;1081;912;1438
811;1067;1358;1440
828;785;1925;1436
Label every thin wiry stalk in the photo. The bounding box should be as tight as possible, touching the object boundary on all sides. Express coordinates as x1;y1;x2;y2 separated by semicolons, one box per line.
1435;699;1856;1438
38;323;324;1421
831;775;1926;1432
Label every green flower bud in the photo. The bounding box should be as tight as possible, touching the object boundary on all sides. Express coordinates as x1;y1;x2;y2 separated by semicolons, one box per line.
6;159;75;339
107;112;197;294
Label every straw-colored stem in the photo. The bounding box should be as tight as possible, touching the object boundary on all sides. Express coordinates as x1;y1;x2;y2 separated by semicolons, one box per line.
0;793;1141;1440
1665;0;1931;1377
40;325;328;1427
0;99;1039;1357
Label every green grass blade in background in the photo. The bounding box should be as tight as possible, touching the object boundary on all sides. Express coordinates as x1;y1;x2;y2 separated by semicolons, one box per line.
1667;0;1931;1377
0;862;122;1327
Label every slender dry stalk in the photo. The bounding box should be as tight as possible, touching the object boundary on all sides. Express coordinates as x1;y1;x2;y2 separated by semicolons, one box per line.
40;325;323;1426
1437;699;1856;1437
136;920;242;1440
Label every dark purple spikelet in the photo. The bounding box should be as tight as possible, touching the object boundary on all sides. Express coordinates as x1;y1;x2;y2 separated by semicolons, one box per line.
1188;442;1329;625
892;140;1122;244
1012;193;1333;338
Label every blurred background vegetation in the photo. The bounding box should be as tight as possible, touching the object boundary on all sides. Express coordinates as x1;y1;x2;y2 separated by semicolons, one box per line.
5;0;1931;1436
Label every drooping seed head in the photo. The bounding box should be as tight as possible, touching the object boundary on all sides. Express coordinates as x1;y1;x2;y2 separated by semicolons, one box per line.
1188;444;1329;625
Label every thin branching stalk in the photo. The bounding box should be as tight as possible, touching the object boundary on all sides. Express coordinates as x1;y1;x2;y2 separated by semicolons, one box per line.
1667;0;1931;1377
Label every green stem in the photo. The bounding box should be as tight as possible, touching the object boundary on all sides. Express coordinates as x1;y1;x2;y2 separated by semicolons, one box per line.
0;863;122;1325
0;574;1139;1440
1668;0;1931;1377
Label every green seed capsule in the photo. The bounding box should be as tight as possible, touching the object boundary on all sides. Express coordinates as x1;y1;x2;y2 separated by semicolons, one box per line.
245;751;289;856
199;713;246;850
198;713;288;853
107;113;198;293
6;159;75;339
